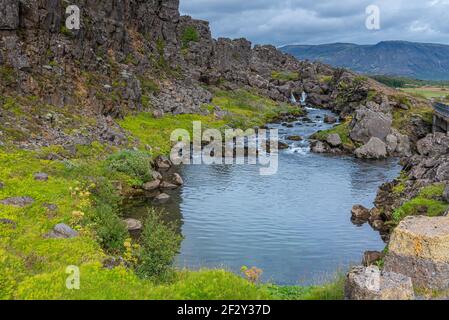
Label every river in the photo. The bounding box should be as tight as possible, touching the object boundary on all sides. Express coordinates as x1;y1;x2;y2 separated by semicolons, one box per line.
125;107;401;285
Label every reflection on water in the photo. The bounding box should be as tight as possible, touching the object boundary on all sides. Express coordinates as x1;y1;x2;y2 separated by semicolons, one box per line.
124;108;401;285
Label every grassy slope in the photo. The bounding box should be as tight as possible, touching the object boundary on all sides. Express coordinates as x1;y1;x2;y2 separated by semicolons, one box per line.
0;89;343;300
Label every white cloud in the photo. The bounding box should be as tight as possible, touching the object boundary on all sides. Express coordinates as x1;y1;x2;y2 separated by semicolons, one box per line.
180;0;449;45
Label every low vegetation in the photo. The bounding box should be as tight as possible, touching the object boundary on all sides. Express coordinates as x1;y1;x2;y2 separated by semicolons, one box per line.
392;184;449;223
311;120;356;150
271;70;300;82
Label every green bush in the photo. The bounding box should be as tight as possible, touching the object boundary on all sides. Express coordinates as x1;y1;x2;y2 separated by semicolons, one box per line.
90;202;128;254
107;150;153;185
136;208;183;280
181;26;199;49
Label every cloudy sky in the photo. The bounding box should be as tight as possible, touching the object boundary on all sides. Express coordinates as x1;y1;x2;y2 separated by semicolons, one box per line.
180;0;449;46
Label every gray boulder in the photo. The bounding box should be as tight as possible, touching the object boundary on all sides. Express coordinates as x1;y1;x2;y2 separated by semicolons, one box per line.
0;196;34;207
123;218;143;231
350;107;392;144
310;140;327;153
326;133;342;147
355;137;387;159
345;266;414;300
45;223;78;239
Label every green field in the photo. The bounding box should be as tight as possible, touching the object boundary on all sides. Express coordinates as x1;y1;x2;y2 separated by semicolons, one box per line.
400;87;449;101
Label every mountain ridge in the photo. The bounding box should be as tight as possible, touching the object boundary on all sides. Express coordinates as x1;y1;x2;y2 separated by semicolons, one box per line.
280;41;449;80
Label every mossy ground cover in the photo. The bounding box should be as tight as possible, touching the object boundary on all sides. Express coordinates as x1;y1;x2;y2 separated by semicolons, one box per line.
310;120;356;150
0;89;344;300
392;183;449;223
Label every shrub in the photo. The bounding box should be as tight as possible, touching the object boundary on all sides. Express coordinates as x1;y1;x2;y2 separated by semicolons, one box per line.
107;150;153;185
89;202;128;253
181;26;199;49
136;208;183;280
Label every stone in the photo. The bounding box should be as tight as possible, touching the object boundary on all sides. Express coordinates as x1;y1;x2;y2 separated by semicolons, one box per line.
385;134;398;154
362;251;384;267
43;203;58;211
310;140;327;153
160;181;178;189
0;196;34;207
142;179;161;191
123;218;142;231
287;135;302;141
0;0;19;30
351;205;371;222
172;173;184;186
45;223;78;239
326;133;342;147
345;266;414;300
152;171;163;181
154;156;172;170
384;216;449;291
278;141;289;150
155;193;170;202
34;173;49;181
0;218;16;229
355;137;387;159
350;107;392;144
0;182;3;189
324;115;337;124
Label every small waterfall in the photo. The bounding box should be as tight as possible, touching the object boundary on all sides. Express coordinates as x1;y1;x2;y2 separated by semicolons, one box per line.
300;91;307;106
290;93;297;104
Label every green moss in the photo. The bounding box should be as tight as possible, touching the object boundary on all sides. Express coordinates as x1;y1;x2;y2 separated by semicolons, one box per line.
0;66;16;86
60;26;73;37
392;183;449;223
271;71;300;82
311;120;355;149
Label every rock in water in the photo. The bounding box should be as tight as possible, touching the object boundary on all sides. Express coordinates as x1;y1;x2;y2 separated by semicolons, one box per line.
384;216;449;291
326;134;342;147
155;193;170;202
355;137;387;159
142;179;161;191
154;156;172;170
123;218;143;231
349;107;392;144
310;140;327;153
160;181;178;189
351;205;370;222
172;173;184;186
287;135;303;141
345;266;414;300
324;115;337;124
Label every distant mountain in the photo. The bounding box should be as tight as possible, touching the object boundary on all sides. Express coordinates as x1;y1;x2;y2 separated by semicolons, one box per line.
280;41;449;80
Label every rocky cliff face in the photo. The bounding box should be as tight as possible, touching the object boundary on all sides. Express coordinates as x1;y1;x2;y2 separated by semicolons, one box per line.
0;0;432;153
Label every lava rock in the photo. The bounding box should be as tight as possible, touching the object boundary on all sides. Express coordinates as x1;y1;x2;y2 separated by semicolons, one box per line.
0;196;34;207
142;180;161;191
345;266;414;300
45;223;78;239
123;218;143;231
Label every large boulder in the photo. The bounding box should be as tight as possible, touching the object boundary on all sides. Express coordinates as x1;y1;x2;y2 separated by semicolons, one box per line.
0;0;19;30
355;137;387;159
384;216;449;291
45;223;78;239
345;266;414;300
350;107;392;144
326;134;342;147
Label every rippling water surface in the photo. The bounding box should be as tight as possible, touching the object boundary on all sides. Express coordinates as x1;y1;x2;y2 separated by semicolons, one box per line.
127;108;401;285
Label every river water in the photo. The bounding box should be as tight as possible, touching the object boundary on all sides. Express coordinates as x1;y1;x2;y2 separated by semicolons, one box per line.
126;108;401;285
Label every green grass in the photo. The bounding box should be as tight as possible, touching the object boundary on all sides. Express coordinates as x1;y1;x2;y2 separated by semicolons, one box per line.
0;89;344;300
271;71;300;82
310;120;355;150
392;183;449;223
181;26;199;49
120;89;302;155
391;95;433;131
400;87;449;100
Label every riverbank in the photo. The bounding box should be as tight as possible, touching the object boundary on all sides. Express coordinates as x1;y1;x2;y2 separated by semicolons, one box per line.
0;90;347;300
